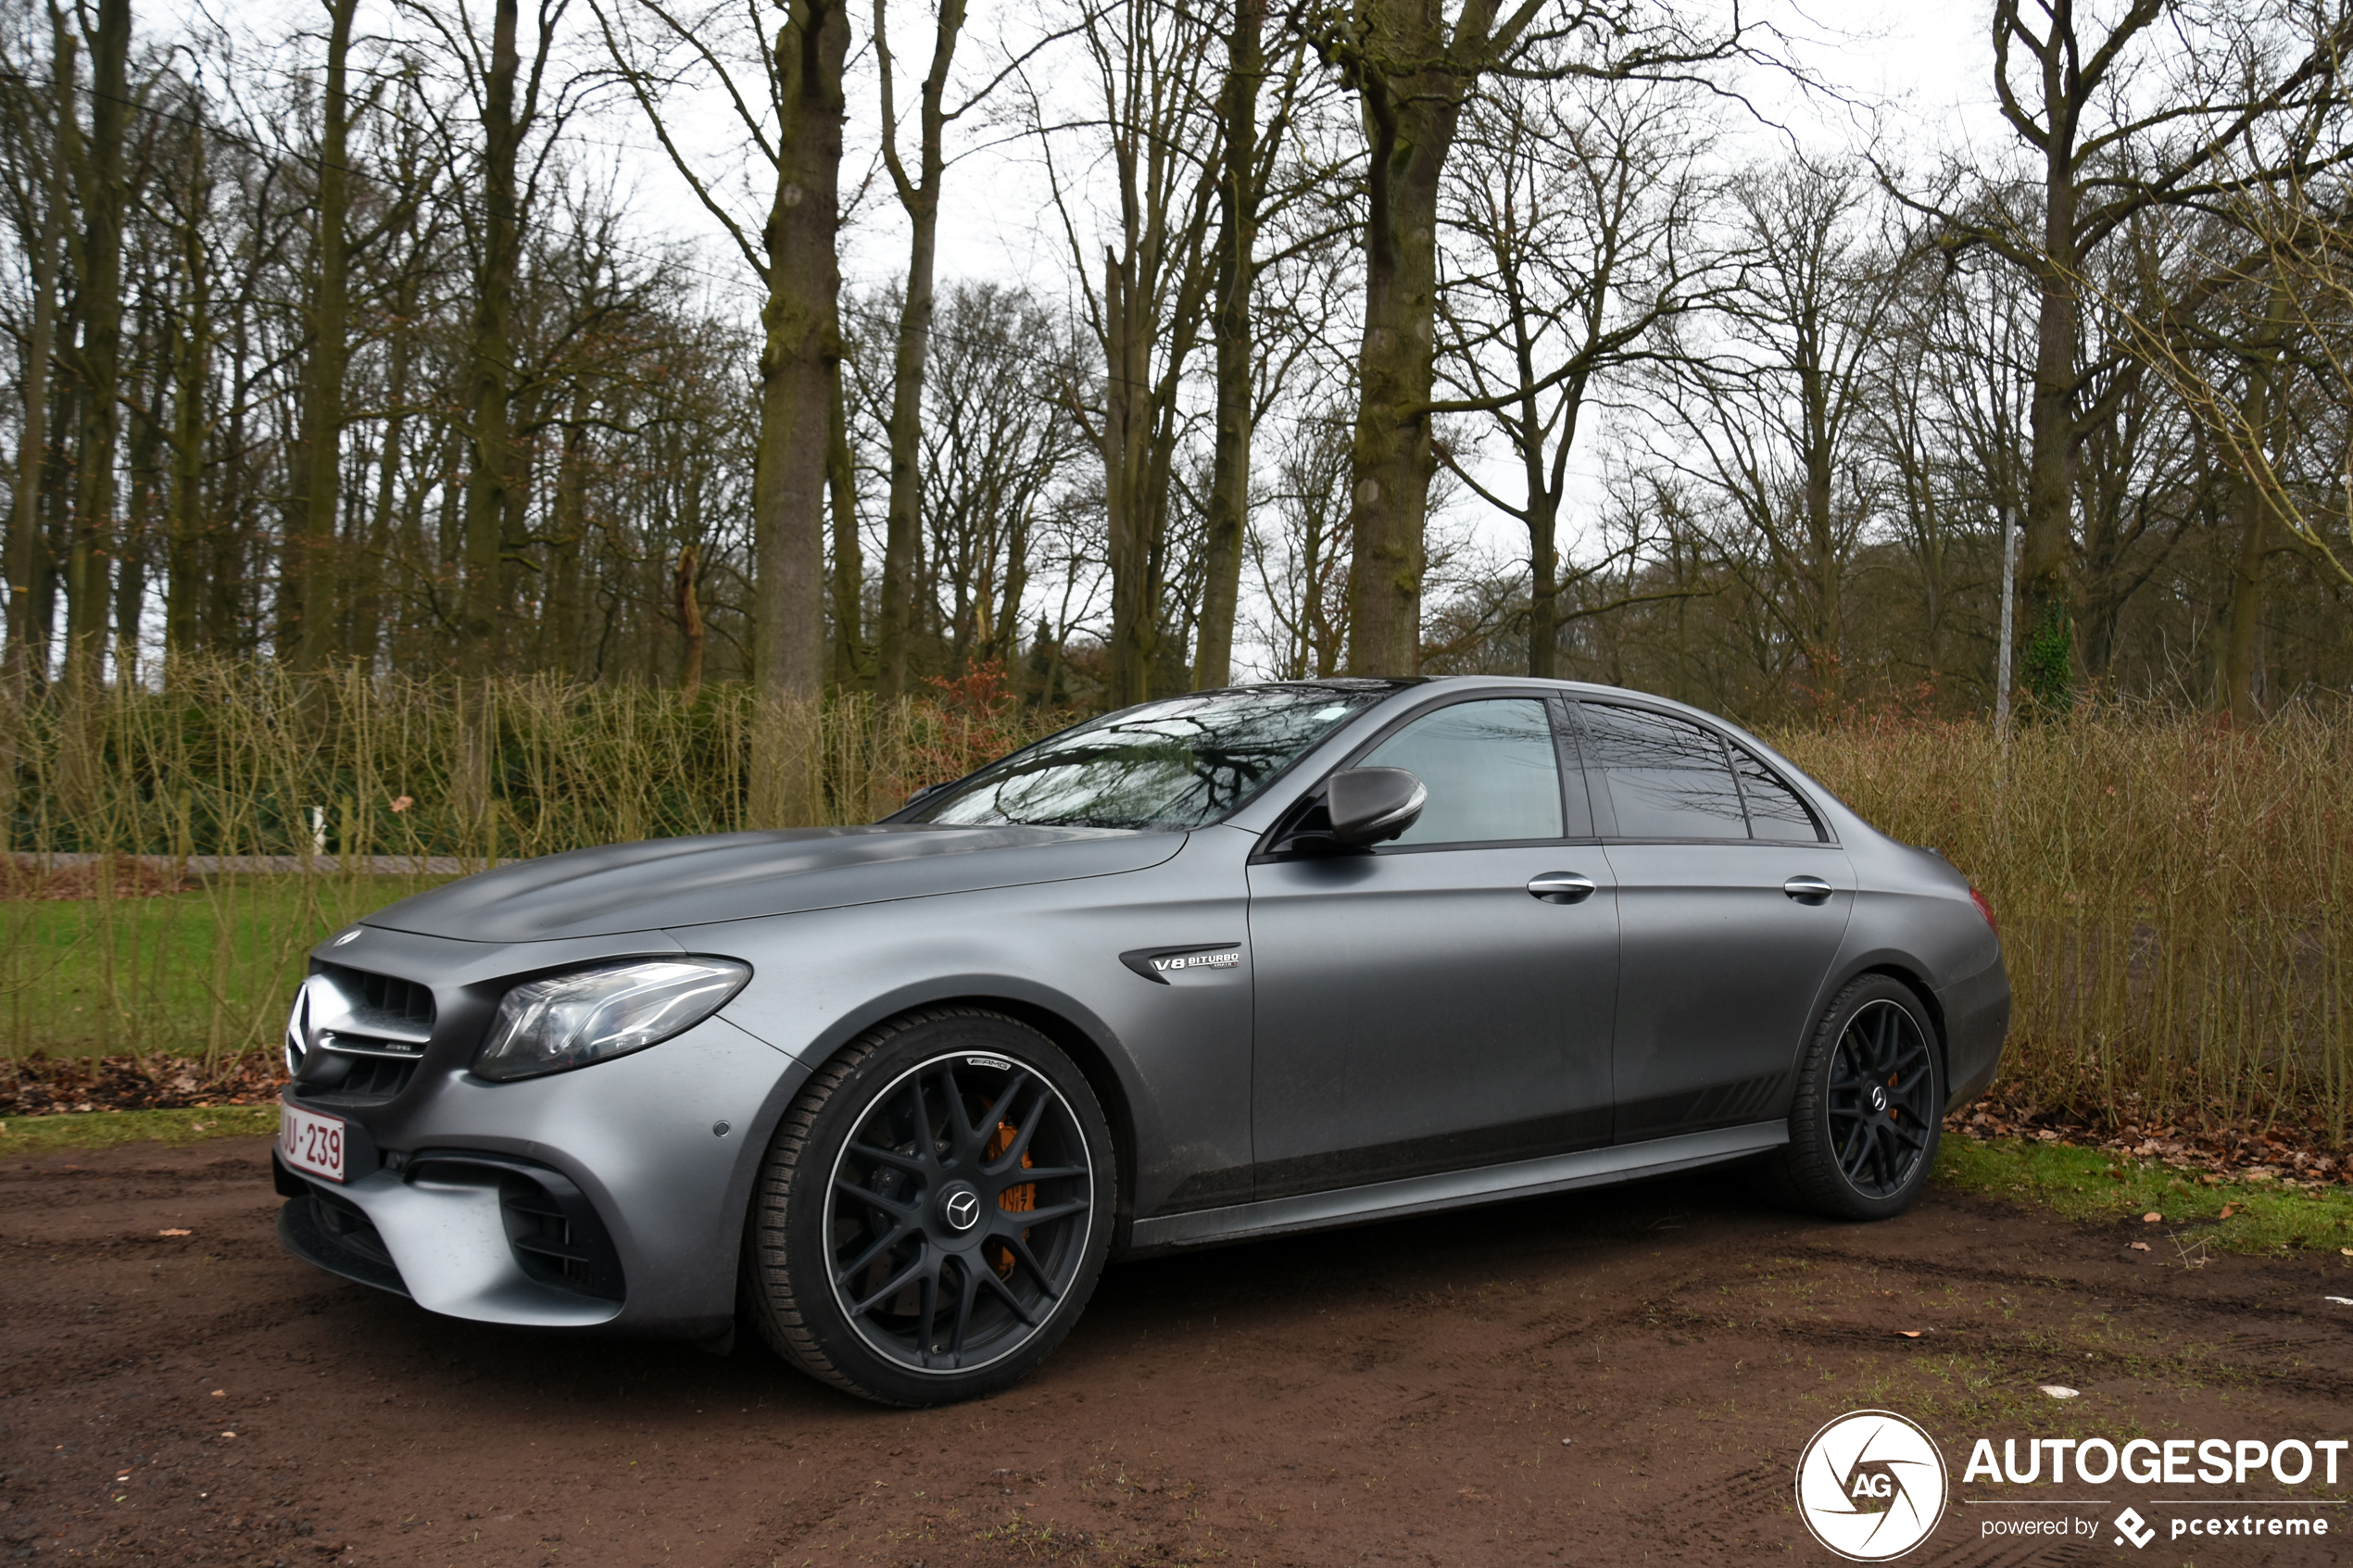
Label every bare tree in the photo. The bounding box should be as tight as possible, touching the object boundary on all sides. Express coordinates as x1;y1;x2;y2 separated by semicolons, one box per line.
1028;0;1222;705
1652;159;1907;709
1435;68;1716;677
592;0;848;698
1894;0;2353;707
1297;0;1745;675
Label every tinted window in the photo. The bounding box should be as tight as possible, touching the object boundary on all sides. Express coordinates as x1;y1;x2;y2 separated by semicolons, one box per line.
1360;698;1563;846
1732;747;1821;841
908;684;1396;830
1579;703;1746;840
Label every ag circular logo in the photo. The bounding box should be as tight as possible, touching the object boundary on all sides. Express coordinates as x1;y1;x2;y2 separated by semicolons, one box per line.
1794;1410;1947;1561
940;1188;981;1233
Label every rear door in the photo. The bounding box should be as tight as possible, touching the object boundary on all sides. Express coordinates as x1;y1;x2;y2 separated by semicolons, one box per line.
1572;701;1854;1143
1247;696;1617;1198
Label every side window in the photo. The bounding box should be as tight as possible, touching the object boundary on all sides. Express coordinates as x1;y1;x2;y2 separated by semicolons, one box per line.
1358;698;1564;846
1578;703;1746;840
1731;746;1823;842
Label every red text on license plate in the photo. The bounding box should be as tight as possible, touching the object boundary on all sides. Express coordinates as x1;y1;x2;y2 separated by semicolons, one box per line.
278;1104;346;1183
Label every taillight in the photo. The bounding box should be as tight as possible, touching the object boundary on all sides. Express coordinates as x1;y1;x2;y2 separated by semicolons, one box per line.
1969;886;1998;935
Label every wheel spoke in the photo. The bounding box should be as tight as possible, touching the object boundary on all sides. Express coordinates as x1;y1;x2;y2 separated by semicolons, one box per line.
979;1069;1030;1147
947;1255;981;1356
1007;1163;1088;1185
976;1259;1042;1325
1011;1198;1089;1227
849;1251;928;1318
936;1063;982;1162
839;1182;921;1225
997;1232;1060;1300
989;1089;1051;1174
1833;1119;1869;1174
903;1073;936;1159
914;1258;945;1362
848;1140;930;1176
832;1223;907;1286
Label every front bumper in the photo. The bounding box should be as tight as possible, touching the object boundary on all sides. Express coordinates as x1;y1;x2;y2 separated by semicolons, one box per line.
275;1011;807;1336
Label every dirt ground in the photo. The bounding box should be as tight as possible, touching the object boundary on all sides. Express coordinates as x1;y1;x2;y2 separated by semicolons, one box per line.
4;1137;2350;1567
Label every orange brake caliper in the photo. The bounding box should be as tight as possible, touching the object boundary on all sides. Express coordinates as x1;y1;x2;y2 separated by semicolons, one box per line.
982;1121;1035;1278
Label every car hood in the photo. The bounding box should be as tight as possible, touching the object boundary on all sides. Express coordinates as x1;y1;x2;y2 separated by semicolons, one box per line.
359;824;1187;943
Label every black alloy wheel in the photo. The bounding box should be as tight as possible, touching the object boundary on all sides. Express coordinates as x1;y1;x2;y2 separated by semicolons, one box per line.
1826;999;1938;1199
747;1009;1115;1405
1767;974;1944;1221
825;1052;1094;1373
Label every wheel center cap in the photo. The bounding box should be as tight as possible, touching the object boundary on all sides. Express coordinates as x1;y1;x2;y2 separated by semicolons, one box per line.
938;1185;982;1234
1869;1085;1889;1113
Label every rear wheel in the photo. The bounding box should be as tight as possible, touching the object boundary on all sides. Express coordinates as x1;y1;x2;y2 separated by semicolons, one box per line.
1767;975;1943;1221
746;1009;1114;1405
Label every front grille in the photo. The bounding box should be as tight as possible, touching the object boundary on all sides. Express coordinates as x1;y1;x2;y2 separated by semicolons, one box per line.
291;963;439;1108
296;1056;421;1106
409;1151;626;1302
318;963;437;1034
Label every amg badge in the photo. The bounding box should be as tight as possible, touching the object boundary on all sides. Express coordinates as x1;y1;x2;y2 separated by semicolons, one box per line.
1120;945;1243;985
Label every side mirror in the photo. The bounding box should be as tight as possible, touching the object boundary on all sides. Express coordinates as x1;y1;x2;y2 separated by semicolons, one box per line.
1326;767;1426;848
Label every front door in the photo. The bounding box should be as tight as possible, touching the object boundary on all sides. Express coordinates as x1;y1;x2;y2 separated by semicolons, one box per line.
1248;696;1618;1199
1573;701;1855;1141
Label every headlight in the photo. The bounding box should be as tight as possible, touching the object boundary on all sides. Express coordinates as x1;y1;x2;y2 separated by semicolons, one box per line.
473;959;750;1082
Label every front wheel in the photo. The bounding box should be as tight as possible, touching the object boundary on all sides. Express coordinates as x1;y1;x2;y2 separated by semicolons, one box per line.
1766;975;1944;1221
746;1009;1116;1405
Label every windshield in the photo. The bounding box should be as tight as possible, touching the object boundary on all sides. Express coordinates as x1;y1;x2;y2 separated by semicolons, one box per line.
900;684;1403;831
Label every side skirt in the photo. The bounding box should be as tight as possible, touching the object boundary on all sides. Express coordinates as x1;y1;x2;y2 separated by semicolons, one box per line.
1127;1120;1789;1253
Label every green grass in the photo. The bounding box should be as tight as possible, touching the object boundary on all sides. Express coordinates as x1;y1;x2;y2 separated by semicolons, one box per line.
1934;1134;2353;1254
0;1104;279;1156
0;875;453;1059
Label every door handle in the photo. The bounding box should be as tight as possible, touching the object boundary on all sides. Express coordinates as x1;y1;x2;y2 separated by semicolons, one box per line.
1528;872;1597;904
1783;874;1834;905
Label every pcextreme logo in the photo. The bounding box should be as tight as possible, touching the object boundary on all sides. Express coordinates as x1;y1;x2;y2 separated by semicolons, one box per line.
1794;1410;1950;1562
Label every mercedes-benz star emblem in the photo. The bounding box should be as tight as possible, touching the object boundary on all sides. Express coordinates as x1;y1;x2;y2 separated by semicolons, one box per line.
1869;1085;1888;1112
942;1190;981;1232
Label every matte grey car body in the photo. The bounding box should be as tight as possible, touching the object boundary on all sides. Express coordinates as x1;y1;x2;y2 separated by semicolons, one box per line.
274;677;2007;1365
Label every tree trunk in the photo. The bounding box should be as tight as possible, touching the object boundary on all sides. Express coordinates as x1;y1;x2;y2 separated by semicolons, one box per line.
674;543;705;703
872;0;963;696
752;0;847;699
826;361;867;687
165;104;209;667
5;21;71;690
542;389;590;674
118;327;165;681
1101;246;1158;705
2020;195;2080;710
1345;25;1457;676
1195;0;1265;691
353;267;414;671
64;0;132;700
2219;315;2284;723
291;0;359;670
460;0;522;681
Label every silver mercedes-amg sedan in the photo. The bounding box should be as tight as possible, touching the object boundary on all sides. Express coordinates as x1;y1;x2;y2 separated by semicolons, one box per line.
273;678;2008;1405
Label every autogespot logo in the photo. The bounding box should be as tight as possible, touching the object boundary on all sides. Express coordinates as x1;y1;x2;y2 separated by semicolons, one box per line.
1796;1411;1950;1561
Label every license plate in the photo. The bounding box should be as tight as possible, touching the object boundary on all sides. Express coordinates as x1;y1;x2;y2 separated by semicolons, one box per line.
278;1102;347;1184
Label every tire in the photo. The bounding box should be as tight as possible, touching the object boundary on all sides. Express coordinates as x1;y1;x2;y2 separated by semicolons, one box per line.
1764;975;1944;1221
746;1008;1116;1406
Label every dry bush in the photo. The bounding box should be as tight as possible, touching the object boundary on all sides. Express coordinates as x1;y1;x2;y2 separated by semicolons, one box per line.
6;665;2346;1148
0;659;1067;1067
1774;711;2353;1145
